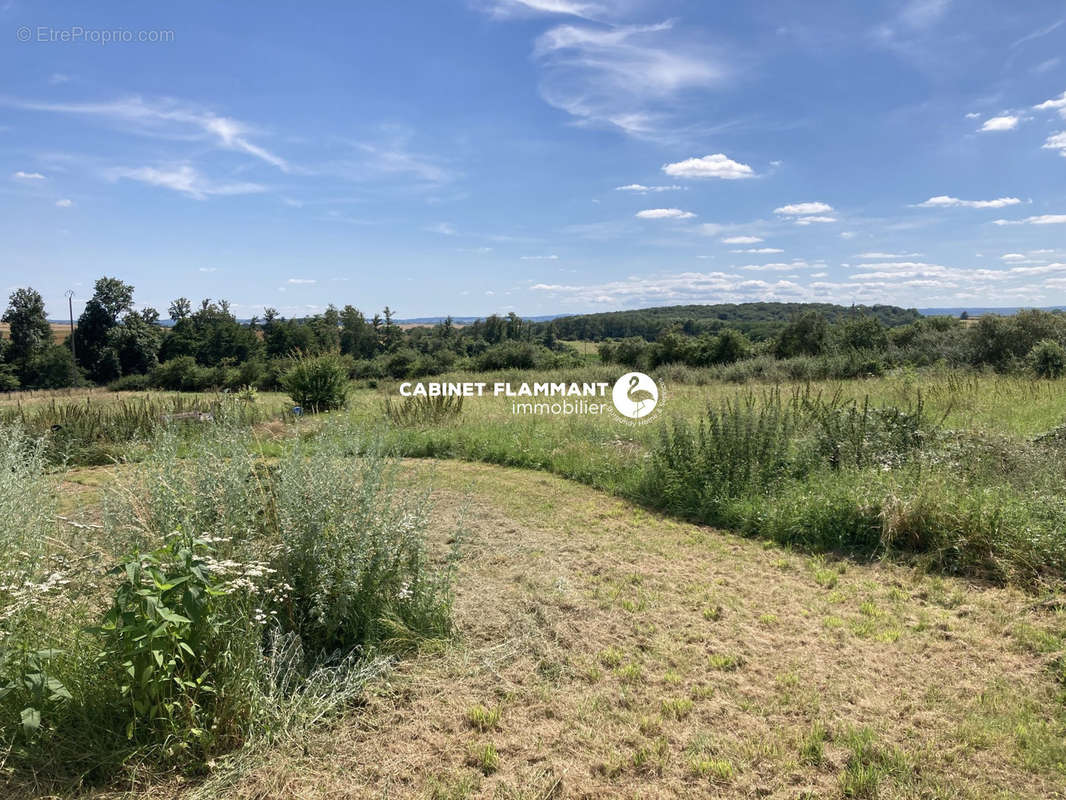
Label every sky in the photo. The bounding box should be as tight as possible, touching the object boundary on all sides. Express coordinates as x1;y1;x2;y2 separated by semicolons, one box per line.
2;0;1066;320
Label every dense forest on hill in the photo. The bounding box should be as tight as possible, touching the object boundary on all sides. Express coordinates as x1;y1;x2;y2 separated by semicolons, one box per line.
2;278;1066;391
536;302;921;341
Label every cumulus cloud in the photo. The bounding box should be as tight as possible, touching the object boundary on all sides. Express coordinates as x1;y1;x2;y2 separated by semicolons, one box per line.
661;153;755;179
979;115;1019;132
914;195;1021;208
12;170;46;180
635;207;695;219
1034;91;1066;118
1043;132;1066;157
721;235;762;244
774;201;833;215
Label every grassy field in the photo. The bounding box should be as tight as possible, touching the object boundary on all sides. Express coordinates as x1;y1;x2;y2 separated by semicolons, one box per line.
1;366;1065;798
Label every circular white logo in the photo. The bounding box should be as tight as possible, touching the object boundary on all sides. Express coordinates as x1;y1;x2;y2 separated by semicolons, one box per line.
612;372;659;419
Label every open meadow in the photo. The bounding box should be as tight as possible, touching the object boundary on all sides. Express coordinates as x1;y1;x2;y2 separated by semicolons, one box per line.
2;366;1065;798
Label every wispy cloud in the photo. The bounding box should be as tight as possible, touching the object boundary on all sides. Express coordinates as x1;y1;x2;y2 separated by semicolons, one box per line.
104;165;266;199
914;195;1021;208
721;235;762;244
732;247;783;254
662;153;754;179
993;214;1066;225
520;254;560;260
12;170;46;180
287;278;317;285
55;198;72;207
426;222;457;235
532;20;724;139
635;207;695;219
3;95;290;171
774;201;833;215
480;0;609;20
614;183;681;193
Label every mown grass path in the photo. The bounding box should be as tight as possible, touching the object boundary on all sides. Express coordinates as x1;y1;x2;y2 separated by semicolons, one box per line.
222;459;1066;800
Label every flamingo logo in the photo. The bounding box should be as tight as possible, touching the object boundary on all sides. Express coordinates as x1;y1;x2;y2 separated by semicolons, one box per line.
611;372;659;420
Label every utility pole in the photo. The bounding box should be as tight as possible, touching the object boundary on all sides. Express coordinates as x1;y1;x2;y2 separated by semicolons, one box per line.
65;289;76;362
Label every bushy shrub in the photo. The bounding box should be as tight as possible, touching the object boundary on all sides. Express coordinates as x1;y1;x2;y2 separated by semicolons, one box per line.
475;341;540;371
281;352;349;411
1028;339;1066;379
272;425;459;654
151;356;213;391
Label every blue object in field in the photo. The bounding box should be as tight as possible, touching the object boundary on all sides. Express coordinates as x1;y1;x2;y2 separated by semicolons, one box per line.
292;406;303;416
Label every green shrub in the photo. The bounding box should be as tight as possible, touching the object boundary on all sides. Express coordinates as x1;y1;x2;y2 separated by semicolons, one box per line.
273;424;459;653
281;352;349;412
1028;339;1066;379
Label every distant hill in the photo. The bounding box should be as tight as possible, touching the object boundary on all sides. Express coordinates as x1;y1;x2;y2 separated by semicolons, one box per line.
533;302;921;342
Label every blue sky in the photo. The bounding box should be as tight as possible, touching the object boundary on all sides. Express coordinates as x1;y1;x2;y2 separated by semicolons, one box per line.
2;0;1066;319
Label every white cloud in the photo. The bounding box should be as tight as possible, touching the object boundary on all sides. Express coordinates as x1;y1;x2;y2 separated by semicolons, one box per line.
840;231;856;239
6;96;290;171
1000;253;1027;262
993;214;1066;225
482;0;607;19
12;170;46;180
287;278;316;285
104;165;265;199
520;254;560;260
199;267;217;272
774;201;833;215
1034;91;1066;118
979;115;1019;132
721;235;763;244
794;216;837;225
635;207;695;219
55;198;72;207
857;252;922;259
426;222;457;235
914;195;1021;208
614;183;681;193
964;112;980;119
740;260;816;272
532;21;723;139
732;247;783;254
661;153;755;180
1043;132;1066;157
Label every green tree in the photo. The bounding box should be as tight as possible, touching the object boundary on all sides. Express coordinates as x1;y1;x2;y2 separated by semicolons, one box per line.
74;277;135;382
2;287;53;367
775;311;829;358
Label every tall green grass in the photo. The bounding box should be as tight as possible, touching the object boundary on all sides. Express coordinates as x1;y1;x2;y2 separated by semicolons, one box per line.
0;421;460;789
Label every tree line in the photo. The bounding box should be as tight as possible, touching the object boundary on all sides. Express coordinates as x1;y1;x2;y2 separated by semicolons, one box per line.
0;277;576;391
3;278;1066;392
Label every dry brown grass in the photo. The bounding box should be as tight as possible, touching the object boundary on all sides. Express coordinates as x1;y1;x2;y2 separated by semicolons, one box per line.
213;461;1065;800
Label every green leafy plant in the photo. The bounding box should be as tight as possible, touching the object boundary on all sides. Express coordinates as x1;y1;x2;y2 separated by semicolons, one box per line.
384;393;464;426
280;352;350;412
